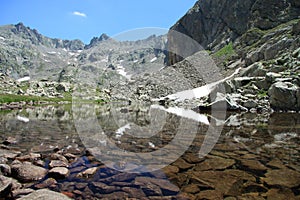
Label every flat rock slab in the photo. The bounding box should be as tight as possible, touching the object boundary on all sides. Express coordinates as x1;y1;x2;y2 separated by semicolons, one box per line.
18;189;71;200
263;168;300;188
240;159;268;172
135;177;180;195
194;156;235;171
49;160;68;168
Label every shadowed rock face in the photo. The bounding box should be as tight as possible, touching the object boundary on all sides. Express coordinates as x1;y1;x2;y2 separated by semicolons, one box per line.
167;0;300;65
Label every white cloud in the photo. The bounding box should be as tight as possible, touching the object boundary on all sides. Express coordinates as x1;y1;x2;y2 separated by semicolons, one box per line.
72;11;87;18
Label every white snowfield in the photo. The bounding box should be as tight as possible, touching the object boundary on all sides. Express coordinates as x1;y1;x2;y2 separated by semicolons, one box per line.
154;67;241;102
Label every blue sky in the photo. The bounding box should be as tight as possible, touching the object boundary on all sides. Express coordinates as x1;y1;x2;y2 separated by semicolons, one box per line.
0;0;197;44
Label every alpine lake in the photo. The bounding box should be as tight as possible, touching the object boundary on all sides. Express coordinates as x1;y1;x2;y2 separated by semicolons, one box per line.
0;103;299;199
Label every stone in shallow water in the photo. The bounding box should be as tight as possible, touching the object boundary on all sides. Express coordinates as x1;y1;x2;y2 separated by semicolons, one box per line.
82;167;98;176
49;160;69;168
262;168;300;188
172;158;194;170
182;183;200;194
266;158;286;169
139;177;179;195
176;192;196;200
18;189;71;200
240;159;267;172
101;191;129;199
101;172;137;183
49;167;70;179
162;165;179;176
0;149;19;160
194;156;235;171
12;188;35;199
242;181;268;193
0;175;12;198
50;153;68;163
122;187;146;198
11;163;47;182
0;164;11;176
91;182;120;194
191;170;250;196
182;153;205;164
196;190;223;200
35;178;57;189
266;188;296;200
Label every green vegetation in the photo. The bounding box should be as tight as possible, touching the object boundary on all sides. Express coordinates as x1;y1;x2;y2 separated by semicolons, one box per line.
214;42;234;57
257;90;268;99
214;42;236;60
0;93;71;104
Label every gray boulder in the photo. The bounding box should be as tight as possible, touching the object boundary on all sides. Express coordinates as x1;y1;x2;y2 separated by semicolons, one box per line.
208;93;247;111
18;189;71;200
268;82;299;110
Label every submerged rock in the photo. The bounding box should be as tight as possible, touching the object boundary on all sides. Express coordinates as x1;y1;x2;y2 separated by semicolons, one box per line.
49;167;69;179
11;162;47;182
263;168;300;188
0;175;12;198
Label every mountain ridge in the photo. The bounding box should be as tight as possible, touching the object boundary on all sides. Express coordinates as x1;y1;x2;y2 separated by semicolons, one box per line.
0;22;167;82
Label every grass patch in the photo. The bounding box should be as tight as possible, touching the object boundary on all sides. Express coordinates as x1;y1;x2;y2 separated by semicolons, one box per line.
257;90;268;99
214;42;236;59
0;93;71;104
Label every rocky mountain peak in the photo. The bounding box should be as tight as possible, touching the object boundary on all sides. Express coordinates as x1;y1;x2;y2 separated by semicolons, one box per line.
99;33;110;41
86;33;110;49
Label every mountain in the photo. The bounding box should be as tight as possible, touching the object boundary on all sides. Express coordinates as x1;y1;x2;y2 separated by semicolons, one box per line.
0;22;166;83
167;0;300;65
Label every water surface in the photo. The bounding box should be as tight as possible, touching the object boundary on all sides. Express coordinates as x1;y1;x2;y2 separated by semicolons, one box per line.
0;105;299;199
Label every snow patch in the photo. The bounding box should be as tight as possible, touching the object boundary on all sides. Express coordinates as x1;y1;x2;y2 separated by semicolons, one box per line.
116;65;131;79
148;142;155;148
150;57;157;63
17;116;30;123
17;76;30;82
155;67;241;102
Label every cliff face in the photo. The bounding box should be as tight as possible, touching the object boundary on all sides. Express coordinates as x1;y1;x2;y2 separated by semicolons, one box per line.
168;0;300;65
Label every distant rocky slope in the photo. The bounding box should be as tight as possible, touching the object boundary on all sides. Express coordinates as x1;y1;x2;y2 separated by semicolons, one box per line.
0;22;166;83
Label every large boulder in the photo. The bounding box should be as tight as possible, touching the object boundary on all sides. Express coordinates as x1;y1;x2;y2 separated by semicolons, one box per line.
268;81;299;110
18;189;71;200
11;162;47;183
